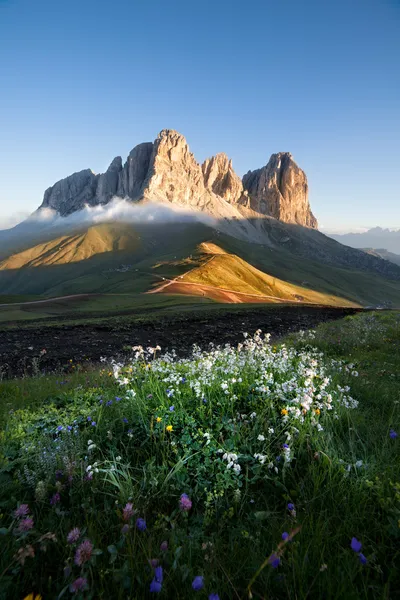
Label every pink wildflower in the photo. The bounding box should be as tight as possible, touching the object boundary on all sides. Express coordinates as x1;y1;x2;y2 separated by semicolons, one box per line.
67;527;81;544
14;504;30;518
179;493;192;511
70;577;88;593
74;539;93;566
18;517;34;532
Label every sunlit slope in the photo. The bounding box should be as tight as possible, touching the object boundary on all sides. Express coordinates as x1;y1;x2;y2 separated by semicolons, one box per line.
156;243;358;306
0;221;399;307
0;223;141;268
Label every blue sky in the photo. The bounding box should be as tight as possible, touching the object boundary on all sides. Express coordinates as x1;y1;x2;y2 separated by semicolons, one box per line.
0;0;399;231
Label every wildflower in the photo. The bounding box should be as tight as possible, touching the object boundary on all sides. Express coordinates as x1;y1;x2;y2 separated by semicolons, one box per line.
150;580;162;593
56;425;63;432
91;421;96;427
390;429;398;439
192;576;204;591
179;493;192;511
358;552;367;564
74;539;93;566
320;563;328;571
209;595;220;600
169;405;175;411
15;545;35;565
166;425;173;432
50;492;60;506
154;566;163;583
18;517;34;532
70;577;88;593
123;417;128;423
160;540;168;552
156;417;162;423
287;503;295;511
257;434;265;441
268;553;281;568
123;502;135;521
67;527;81;544
350;537;362;553
23;594;42;600
14;504;30;518
136;518;147;531
281;409;288;416
314;408;321;415
115;396;122;401
282;532;290;541
121;524;130;535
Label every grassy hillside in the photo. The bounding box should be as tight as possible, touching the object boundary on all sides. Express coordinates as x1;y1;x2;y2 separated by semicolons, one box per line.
0;311;399;598
0;221;400;309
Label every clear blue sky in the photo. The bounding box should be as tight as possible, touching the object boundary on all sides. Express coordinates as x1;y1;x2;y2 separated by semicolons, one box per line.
0;0;399;230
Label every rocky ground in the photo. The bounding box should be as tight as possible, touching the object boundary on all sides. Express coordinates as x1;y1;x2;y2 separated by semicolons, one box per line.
0;306;363;378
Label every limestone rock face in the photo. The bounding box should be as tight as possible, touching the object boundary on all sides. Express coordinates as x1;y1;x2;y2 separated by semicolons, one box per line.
96;156;122;205
38;131;317;229
242;153;317;228
41;169;99;216
202;153;247;204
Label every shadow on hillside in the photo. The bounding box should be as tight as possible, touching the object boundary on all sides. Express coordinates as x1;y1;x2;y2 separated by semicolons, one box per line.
0;218;400;306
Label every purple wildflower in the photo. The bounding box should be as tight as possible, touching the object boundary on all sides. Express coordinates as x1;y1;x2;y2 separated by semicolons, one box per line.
192;576;204;591
154;566;163;583
390;429;398;439
14;504;29;518
179;493;192;511
87;416;92;422
50;492;60;506
67;425;72;431
67;527;81;544
123;417;129;424
115;396;122;402
268;553;281;568
56;425;63;432
160;540;168;552
70;577;88;593
136;518;147;531
350;537;362;553
91;421;96;427
169;405;175;411
209;595;220;600
359;553;367;565
55;470;63;479
106;401;113;407
149;558;159;568
18;517;34;532
283;444;289;449
121;524;130;535
74;539;93;566
282;532;290;541
122;502;134;522
150;580;162;593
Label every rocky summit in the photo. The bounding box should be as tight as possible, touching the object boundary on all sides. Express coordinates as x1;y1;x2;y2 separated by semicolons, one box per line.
39;130;318;229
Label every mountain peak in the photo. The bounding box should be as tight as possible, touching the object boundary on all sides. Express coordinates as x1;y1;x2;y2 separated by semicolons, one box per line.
37;131;318;229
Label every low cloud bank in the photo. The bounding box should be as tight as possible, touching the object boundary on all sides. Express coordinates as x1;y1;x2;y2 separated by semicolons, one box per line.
26;197;216;230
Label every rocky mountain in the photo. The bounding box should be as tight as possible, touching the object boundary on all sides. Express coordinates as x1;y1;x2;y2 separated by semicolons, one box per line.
39;129;317;229
329;227;400;255
362;247;400;267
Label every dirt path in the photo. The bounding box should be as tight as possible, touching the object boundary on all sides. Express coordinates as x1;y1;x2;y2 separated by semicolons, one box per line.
0;294;93;307
0;305;362;378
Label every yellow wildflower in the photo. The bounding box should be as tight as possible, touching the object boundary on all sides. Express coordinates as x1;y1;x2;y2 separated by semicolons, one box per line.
23;595;42;600
156;417;162;423
281;408;288;416
314;408;321;415
166;425;173;432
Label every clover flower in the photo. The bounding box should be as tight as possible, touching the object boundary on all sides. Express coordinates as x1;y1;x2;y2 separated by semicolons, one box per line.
70;577;88;593
179;493;192;511
192;576;204;591
18;517;34;532
14;504;30;518
67;527;81;544
74;539;93;566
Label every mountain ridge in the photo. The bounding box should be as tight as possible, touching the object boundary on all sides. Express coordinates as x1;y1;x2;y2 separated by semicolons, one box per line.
38;129;317;229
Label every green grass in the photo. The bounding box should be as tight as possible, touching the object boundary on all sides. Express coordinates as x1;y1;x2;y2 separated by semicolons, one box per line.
0;312;399;599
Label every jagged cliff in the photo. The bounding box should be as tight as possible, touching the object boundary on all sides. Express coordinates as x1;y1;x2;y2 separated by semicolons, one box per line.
39;129;318;229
